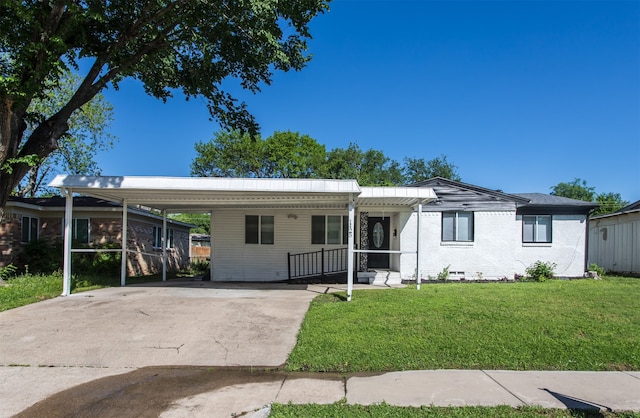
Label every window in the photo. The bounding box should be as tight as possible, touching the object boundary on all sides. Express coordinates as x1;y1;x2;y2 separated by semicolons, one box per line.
523;215;551;243
153;226;174;248
21;216;39;243
73;219;90;244
312;215;349;245
245;215;274;245
442;212;473;242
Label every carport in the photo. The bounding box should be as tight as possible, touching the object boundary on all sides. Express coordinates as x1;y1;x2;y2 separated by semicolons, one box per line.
49;175;436;300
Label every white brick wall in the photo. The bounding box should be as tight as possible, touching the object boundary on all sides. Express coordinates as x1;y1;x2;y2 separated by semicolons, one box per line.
400;211;588;280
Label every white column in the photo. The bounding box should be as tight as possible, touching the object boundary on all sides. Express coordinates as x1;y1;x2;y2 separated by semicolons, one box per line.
120;199;128;287
62;189;73;296
209;210;214;281
416;200;423;290
347;194;355;302
162;209;167;281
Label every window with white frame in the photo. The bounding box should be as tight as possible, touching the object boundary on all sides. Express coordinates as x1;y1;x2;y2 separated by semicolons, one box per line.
523;215;552;243
442;212;474;242
311;215;348;245
245;215;274;245
153;226;174;248
21;216;39;243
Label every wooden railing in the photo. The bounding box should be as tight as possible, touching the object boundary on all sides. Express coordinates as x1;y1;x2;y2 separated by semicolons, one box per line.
287;248;349;280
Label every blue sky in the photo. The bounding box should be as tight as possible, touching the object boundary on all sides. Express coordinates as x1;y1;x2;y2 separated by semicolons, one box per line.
95;0;640;202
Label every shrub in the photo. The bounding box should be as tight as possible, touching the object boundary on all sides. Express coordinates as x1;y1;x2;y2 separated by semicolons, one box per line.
588;263;606;277
0;264;18;280
17;240;63;274
190;260;210;276
73;243;121;277
525;260;556;282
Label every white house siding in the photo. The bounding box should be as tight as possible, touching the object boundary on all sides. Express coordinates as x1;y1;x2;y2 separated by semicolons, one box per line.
400;211;589;280
211;209;349;281
514;214;588;278
400;211;519;280
589;212;640;274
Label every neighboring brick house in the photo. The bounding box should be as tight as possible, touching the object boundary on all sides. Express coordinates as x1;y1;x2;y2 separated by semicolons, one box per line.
1;196;193;276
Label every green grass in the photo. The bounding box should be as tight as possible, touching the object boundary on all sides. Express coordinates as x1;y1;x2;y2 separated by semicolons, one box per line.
0;272;63;311
270;403;640;417
286;277;640;372
0;272;183;312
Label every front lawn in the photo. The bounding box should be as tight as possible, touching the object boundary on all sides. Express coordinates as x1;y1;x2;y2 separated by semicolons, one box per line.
270;403;640;417
286;277;640;372
0;272;181;312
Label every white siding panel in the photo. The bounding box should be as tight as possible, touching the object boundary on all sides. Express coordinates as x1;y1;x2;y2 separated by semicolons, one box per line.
588;213;640;274
212;209;350;281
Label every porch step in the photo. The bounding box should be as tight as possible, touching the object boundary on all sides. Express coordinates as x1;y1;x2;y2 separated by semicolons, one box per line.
358;270;402;286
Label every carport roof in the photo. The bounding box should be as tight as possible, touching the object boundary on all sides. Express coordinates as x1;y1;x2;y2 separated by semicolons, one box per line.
49;175;436;211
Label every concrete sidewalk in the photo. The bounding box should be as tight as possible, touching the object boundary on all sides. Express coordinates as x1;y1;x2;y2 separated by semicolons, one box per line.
4;367;638;417
164;369;640;417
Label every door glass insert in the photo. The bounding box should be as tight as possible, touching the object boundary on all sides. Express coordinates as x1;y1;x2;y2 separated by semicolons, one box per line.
372;222;384;248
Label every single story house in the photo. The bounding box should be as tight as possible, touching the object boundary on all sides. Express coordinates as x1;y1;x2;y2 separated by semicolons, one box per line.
47;175;596;300
0;196;193;276
588;200;640;275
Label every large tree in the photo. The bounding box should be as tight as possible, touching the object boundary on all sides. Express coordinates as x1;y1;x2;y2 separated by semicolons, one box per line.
191;130;326;178
16;70;115;197
550;178;596;202
323;143;403;186
0;0;330;213
403;155;461;183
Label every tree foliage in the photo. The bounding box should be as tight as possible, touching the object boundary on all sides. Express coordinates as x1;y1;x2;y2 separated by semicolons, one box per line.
550;178;596;202
0;0;330;211
403;155;461;184
551;178;628;216
169;213;211;235
191;130;326;178
192;130;460;186
16;71;115;197
593;192;628;216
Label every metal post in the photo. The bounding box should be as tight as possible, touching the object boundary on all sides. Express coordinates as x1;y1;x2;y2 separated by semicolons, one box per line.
347;194;355;301
121;199;128;287
416;200;423;290
62;189;73;296
162;209;167;281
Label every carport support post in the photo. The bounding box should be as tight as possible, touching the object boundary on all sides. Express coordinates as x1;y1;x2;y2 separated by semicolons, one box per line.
121;199;128;287
347;194;355;301
62;189;73;296
162;210;167;281
416;200;423;290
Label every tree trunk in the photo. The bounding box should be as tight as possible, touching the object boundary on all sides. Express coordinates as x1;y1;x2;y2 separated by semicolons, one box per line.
0;98;66;214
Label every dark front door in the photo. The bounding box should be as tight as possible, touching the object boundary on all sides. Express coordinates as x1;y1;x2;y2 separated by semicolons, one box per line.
367;217;390;269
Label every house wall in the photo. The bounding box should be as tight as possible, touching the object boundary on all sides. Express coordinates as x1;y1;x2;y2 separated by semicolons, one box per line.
0;205;190;276
211;208;349;281
399;210;589;280
589;212;640;274
0;210;23;268
514;214;589;278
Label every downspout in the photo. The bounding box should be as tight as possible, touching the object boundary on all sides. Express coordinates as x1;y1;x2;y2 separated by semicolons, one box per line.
62;189;73;296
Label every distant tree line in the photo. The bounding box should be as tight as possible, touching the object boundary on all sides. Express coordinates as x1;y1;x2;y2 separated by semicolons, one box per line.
191;130;461;186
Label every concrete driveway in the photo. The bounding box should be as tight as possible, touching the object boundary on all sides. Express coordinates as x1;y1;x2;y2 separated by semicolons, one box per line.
0;279;322;368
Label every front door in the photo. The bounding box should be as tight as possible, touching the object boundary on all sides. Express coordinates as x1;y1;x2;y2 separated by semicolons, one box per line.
367;217;390;269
